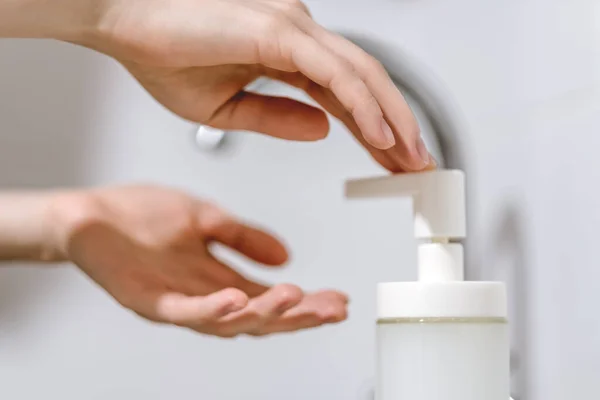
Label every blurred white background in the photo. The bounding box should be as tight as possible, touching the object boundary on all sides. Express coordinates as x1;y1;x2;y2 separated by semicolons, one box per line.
1;0;599;399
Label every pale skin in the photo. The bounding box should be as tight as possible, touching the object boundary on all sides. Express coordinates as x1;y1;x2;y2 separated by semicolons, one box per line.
0;0;435;338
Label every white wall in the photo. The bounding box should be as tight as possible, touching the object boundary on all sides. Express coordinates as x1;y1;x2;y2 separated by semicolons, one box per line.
1;0;599;399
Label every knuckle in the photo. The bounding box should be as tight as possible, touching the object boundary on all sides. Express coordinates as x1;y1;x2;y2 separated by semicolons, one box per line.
167;212;199;242
356;91;379;111
275;284;303;304
200;201;227;220
405;122;421;141
255;14;296;65
278;0;306;14
330;57;356;80
343;81;377;115
197;202;231;234
363;55;386;75
329;68;356;94
235;309;269;330
329;63;373;113
257;12;290;38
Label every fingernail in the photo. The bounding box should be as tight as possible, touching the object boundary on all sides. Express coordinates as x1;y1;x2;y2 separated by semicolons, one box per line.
415;137;430;167
427;155;438;170
380;119;396;148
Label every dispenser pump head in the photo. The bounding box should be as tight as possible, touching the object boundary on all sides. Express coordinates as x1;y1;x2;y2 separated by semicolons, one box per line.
345;170;466;282
345;170;466;239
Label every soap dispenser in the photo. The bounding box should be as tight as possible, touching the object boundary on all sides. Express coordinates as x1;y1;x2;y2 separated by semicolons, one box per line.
346;170;509;400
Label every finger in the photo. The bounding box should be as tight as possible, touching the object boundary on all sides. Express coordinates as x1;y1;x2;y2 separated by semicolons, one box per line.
263;69;404;171
198;203;288;266
263;28;395;150
254;290;349;335
316;85;411;172
291;19;432;170
212;284;303;336
203;257;271;298
133;287;248;326
208;91;329;141
317;35;430;171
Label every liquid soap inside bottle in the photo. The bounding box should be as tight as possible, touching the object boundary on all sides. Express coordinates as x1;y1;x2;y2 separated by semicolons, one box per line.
376;317;509;400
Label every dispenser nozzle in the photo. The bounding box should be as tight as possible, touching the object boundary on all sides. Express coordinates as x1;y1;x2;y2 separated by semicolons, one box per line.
345;170;467;282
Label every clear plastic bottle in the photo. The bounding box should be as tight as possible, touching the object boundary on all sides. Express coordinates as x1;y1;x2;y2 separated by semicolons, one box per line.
377;317;509;400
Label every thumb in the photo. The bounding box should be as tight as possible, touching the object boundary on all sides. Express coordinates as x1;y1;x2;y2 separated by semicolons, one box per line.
208;91;329;141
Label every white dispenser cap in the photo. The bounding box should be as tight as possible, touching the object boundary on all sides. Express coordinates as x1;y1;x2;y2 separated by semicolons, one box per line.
345;170;507;319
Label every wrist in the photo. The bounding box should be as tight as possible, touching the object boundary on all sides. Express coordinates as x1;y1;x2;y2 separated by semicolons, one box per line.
0;0;109;42
0;191;64;262
0;189;103;263
45;189;106;263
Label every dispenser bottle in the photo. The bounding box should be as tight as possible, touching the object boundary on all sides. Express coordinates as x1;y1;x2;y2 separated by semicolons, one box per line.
346;170;509;400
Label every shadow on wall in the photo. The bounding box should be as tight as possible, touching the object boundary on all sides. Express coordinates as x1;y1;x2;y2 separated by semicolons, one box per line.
0;39;101;337
488;202;531;400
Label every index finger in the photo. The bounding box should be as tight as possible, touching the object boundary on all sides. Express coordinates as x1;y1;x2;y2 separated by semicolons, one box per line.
261;27;396;150
299;27;432;171
197;202;289;267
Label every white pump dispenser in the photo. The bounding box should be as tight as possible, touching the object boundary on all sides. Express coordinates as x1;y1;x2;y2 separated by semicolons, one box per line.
346;169;510;400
